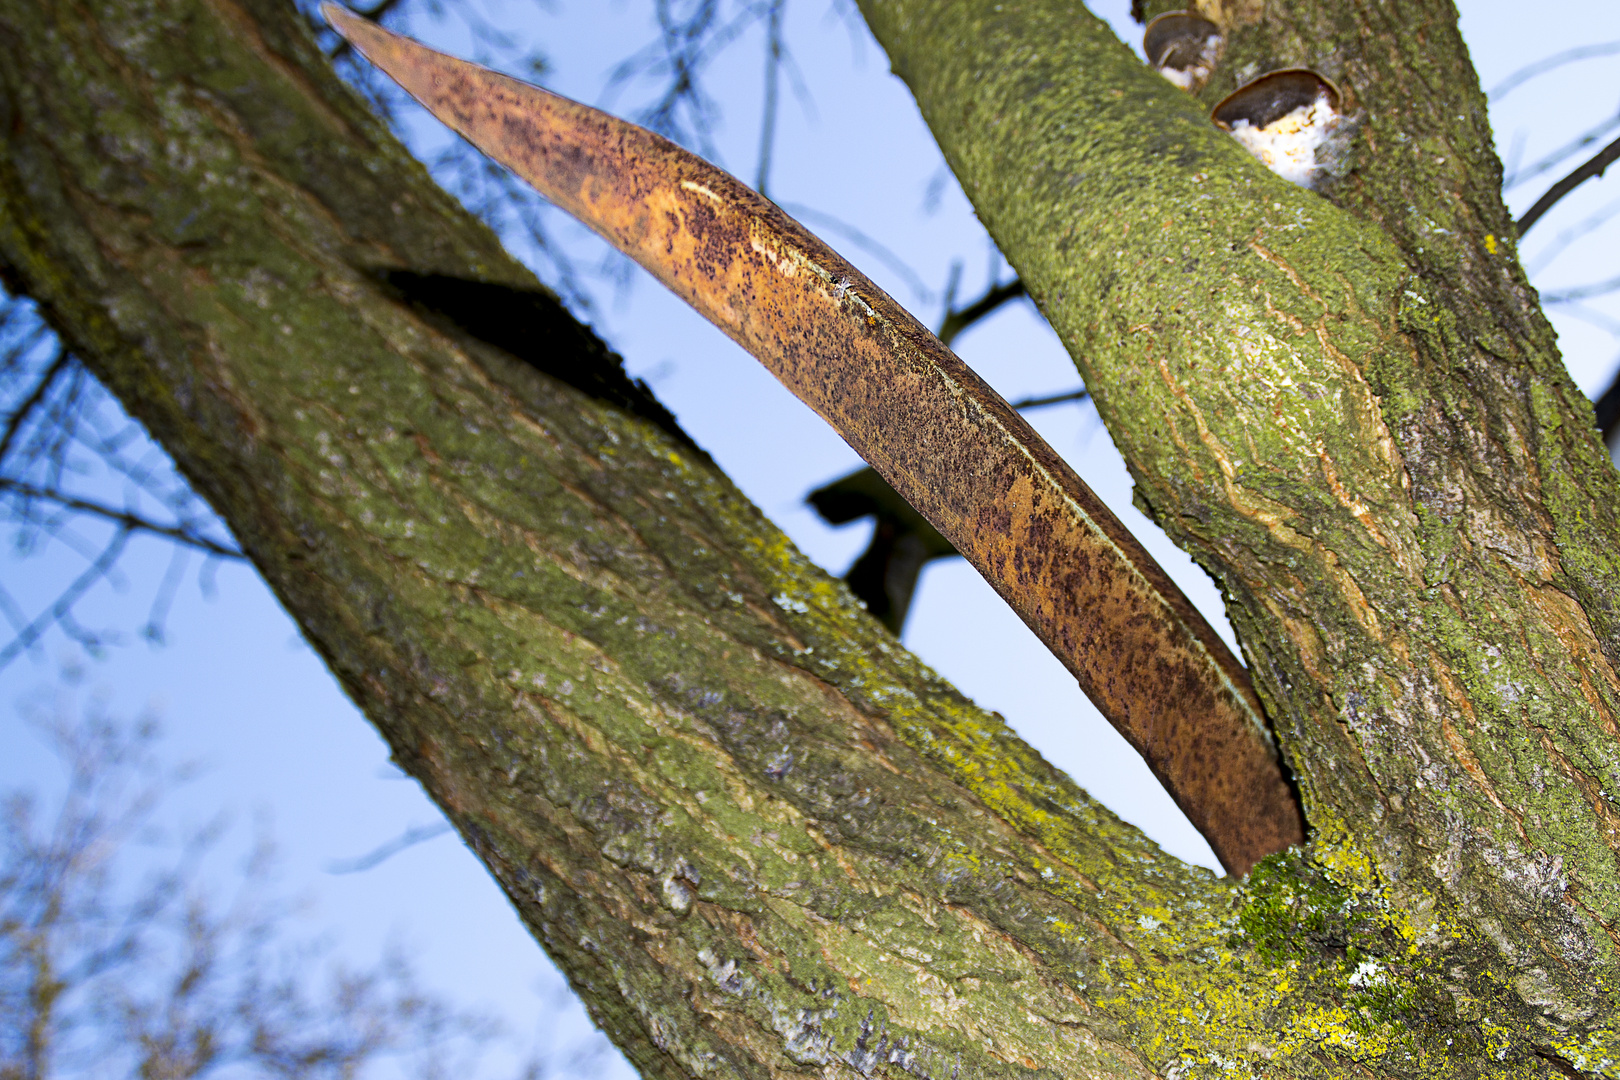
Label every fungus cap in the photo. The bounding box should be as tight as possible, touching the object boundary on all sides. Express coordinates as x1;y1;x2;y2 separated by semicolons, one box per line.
1143;12;1223;92
1212;69;1345;188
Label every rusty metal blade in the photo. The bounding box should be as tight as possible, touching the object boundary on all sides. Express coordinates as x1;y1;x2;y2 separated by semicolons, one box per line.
323;4;1304;875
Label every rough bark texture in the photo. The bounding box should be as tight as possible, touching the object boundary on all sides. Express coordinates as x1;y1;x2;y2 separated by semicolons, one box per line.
0;0;1614;1079
857;0;1620;1067
322;9;1299;876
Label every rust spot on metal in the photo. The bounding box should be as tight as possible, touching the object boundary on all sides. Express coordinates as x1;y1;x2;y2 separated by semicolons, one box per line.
323;4;1305;875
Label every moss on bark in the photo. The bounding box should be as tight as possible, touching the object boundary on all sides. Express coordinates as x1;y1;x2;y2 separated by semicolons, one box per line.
856;0;1620;1069
1;0;1617;1076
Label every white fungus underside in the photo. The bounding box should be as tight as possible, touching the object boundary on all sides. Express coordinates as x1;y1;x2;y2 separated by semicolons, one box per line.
1158;64;1210;90
1155;39;1221;92
1228;96;1338;188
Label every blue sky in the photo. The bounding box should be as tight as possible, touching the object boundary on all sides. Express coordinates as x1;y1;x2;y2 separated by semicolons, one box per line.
4;2;1619;1076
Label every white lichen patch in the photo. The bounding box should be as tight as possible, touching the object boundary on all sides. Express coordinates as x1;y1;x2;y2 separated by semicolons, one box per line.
1348;958;1384;988
1225;92;1341;189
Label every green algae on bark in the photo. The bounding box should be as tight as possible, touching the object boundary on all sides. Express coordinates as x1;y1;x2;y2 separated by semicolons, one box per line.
857;0;1620;1067
3;0;1620;1075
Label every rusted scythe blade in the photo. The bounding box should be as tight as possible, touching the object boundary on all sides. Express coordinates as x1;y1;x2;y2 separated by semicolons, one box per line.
323;5;1304;875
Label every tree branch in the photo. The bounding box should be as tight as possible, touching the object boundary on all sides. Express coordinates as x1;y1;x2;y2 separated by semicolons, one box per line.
0;5;1258;1076
1488;40;1620;100
325;822;453;873
0;345;68;468
937;275;1025;347
0;528;132;669
327;4;1303;872
0;480;243;560
1516;131;1620;236
1593;364;1620;443
1010;387;1087;411
861;0;1620;1048
754;0;784;195
1540;273;1620;305
1501;111;1620;190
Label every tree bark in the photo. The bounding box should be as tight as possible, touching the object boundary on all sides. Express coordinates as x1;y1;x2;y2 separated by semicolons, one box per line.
0;1;1615;1079
858;0;1620;1065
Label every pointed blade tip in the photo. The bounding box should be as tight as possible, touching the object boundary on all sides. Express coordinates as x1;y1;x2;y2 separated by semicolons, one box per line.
322;3;365;43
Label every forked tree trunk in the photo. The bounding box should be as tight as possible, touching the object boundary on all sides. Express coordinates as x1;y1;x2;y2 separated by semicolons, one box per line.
0;0;1615;1077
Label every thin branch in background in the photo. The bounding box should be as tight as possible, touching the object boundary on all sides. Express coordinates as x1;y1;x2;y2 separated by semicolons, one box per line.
604;0;726;160
0;347;67;469
1503;111;1620;190
1525;195;1620;275
755;0;784;195
603;0;811;182
937;271;1027;348
0;527;133;669
1;707;526;1080
779;201;935;301
919;164;957;217
1011;388;1089;411
1518;132;1620;237
821;0;867;59
141;544;191;645
1501;128;1527;189
1594;356;1620;443
646;0;725;158
1540;273;1620;305
325;822;455;874
1488;41;1620;101
1544;298;1620;336
0;293;245;672
0;581;30;637
1;482;241;560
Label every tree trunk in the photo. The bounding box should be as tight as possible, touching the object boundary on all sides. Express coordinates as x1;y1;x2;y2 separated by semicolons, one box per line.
0;1;1614;1078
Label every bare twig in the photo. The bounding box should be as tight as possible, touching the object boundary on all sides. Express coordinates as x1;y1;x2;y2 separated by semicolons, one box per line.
1545;299;1620;336
1540;273;1620;305
1503;112;1620;190
0;528;132;669
938;275;1027;347
1517;132;1620;237
1010;388;1088;411
0;346;67;468
325;822;454;874
0;294;243;667
1525;194;1620;275
0;481;241;559
1;711;516;1080
777;201;934;301
1488;41;1620;101
754;0;784;195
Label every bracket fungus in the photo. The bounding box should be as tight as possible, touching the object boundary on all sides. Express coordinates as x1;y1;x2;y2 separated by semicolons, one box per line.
1143;11;1223;93
1212;69;1346;188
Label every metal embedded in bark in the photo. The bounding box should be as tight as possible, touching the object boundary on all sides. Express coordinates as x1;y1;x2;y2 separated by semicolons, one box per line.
322;4;1306;876
1212;69;1345;188
1143;12;1223;93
